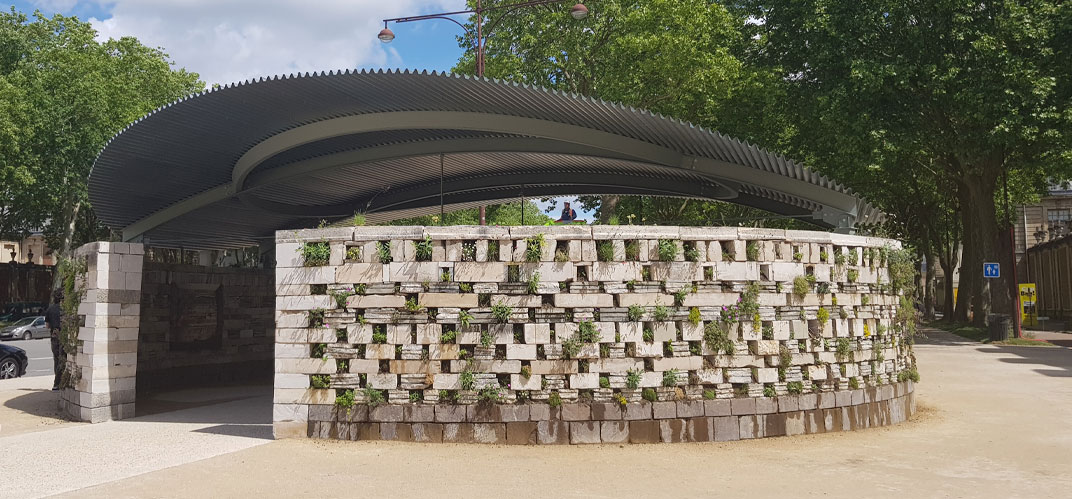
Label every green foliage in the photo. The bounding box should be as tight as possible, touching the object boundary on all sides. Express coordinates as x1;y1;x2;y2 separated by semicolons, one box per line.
625;240;641;261
739;282;760;317
577;321;601;343
545;391;563;408
626;368;643;389
525;234;545;262
763;386;776;398
897;367;921;383
458;309;473;327
786;381;803;394
653;305;670;321
674;288;690;307
491;301;513;323
684;242;701;262
371;326;387;344
642;388;657;402
628;305;645;322
404;297;422;313
662;369;680;387
440;329;457;344
364;388;385;407
849;377;860;390
308;309;326;328
487;240;500;260
643;328;654;342
351;213;366;227
703;322;735;355
657;239;678;261
847;249;859;265
792;275;810;300
745;241;759;261
561;335;581;359
836;338;852;361
311;375;330;389
554;249;570;262
703;390;716;400
414;236;433;262
526;271;541;295
819;250;829;262
847;269;859;283
409;391;423;403
480;329;494;348
521;365;532;378
459;366;476;391
761;324;774;340
793;252;803;262
56;256;87;358
688;307;701;325
377;241;392;264
335;389;355;408
596;240;614;262
300;242;330;266
330;287;354;309
599;376;610;389
460;241;476;262
816;308;830;333
458;282;473;293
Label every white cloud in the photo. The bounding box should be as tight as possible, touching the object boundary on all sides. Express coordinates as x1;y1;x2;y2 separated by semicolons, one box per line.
89;0;462;87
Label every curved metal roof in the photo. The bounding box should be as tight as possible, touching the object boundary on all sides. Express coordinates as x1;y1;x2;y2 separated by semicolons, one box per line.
88;69;882;249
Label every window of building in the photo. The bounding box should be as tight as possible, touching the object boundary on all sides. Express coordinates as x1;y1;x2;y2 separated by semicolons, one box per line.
1047;209;1071;224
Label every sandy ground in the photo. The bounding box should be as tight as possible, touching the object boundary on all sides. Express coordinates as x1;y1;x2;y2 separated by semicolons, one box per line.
35;329;1072;499
0;375;80;437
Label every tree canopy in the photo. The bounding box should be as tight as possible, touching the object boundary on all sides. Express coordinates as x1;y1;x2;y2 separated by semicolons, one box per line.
0;9;203;255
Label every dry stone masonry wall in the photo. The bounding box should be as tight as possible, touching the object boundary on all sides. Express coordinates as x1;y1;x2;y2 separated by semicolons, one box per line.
274;226;917;443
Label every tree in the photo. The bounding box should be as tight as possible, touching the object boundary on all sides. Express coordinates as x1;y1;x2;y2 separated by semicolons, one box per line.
455;0;780;224
0;9;203;258
388;201;553;226
748;0;1072;325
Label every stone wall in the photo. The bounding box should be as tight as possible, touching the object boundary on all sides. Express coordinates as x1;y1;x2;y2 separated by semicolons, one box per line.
137;261;275;393
60;242;143;423
274;226;917;442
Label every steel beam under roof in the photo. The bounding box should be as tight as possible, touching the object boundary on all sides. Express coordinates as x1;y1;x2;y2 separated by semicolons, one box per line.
87;70;883;250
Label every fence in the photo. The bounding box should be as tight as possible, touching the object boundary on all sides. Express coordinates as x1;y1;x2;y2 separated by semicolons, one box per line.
1024;236;1072;318
0;263;54;308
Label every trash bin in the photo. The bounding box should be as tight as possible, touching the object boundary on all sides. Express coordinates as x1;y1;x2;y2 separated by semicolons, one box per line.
988;314;1011;342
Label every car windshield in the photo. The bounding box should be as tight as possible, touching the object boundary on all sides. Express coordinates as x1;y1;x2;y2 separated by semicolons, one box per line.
11;317;35;327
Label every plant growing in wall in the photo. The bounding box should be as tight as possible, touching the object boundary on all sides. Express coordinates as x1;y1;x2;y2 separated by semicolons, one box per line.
311;374;331;389
688;307;701;325
364;387;386;407
703;322;735;355
526;271;541;295
657;239;678;261
414;236;434;262
440;328;457;344
793;252;803;262
643;328;655;342
404;297;423;313
459;365;476;391
847;249;859;265
335;389;355;409
525;234;545;262
596;241;614;262
745;241;759;261
787;381;803;394
739;282;760;317
625;240;641;261
684;242;700;262
673;288;690;307
577;320;601;343
548;391;562;408
625;368;643;389
792;276;810;300
762;324;775;340
330;287;354;309
554;248;570;262
300;242;330;266
836;338;852;361
377;241;392;264
372;326;387;344
642;388;657;402
847;269;859;283
816;308;830;334
461;241;477;262
480;329;494;348
458;309;474;328
819;250;829;262
662;369;680;387
308;308;326;328
653;305;670;321
561;335;581;359
487;240;500;261
491;301;513;324
345;246;361;261
763;386;776;398
627;305;645;322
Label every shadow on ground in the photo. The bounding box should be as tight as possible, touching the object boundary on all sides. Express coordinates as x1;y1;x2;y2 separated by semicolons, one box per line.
130;384;274;439
918;328;1072;378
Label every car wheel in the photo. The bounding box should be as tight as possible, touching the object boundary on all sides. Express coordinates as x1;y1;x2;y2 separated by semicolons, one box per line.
0;358;17;379
23;331;32;341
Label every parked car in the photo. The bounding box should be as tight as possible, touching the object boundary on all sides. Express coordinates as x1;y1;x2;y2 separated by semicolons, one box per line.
0;316;49;340
0;302;47;324
0;343;28;379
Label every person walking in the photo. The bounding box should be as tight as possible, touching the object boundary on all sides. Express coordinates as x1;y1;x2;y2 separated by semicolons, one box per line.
44;289;64;391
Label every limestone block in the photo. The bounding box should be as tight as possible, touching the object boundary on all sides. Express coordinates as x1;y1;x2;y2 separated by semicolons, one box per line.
368;374;398;389
650;262;702;281
274;388;334;405
347;360;379;373
652;356;701;371
753;340;780;356
633;342;662;358
276;295;333;312
567;240;582;261
336;263;385;284
346;295;406;308
652;322;677;342
758;292;787;307
570;373;599;389
770;262;805;281
365;344;395;359
277;266;335;285
512;239;527;261
524;323;552;344
773;321;792;340
580;240;596;261
693;369;724;384
617;293;673;307
716;262;759;281
506;344;537;360
498;240;513;262
554;293;613;308
275;373;309;389
591;262;642;281
682;293;737;307
445;241;463;261
429;344;459;360
418;293;478;308
639;371;663;388
389;262;442;282
453;262;507;282
433;374;461;390
416;324;439;344
511;374;542;391
475;240;489;262
528;360;578;375
755;367;779;383
275;343;308;359
520;262;574;282
681;322;703;341
492;295;542;308
275;284;310;296
590;358;643;373
618;322;643;342
275;358;336;375
387;324;413;344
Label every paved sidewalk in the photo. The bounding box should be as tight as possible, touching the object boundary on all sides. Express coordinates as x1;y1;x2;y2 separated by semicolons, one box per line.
0;384;272;499
50;330;1072;498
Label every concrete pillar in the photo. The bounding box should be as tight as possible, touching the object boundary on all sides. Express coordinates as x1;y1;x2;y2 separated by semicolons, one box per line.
59;241;143;423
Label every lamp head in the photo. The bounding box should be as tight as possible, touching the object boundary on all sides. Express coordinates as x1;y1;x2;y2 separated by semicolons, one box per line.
378;27;395;43
570;3;589;20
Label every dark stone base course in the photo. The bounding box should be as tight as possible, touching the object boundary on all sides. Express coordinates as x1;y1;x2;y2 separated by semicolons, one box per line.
305;383;915;445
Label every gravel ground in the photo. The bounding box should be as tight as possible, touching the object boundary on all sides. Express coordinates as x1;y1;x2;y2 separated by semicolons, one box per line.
11;329;1064;498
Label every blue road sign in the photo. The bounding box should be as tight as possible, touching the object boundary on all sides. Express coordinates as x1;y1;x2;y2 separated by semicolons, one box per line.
983;262;1000;278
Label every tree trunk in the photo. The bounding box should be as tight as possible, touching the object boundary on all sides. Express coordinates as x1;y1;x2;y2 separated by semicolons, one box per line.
954;190;973;323
923;251;937;320
599;195;619;224
960;171;1008;327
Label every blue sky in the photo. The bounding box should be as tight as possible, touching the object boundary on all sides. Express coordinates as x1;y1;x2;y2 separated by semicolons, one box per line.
8;0;589;220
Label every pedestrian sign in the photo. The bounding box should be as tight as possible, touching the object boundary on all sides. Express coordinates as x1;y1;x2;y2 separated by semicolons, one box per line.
983;262;1000;278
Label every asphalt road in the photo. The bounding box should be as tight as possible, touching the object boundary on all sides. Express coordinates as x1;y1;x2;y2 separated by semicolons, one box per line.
1;337;55;378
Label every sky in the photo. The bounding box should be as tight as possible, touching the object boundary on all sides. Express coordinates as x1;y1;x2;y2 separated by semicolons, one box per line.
8;0;588;219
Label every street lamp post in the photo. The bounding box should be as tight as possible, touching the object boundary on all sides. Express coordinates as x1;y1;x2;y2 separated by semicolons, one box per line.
380;0;588;225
